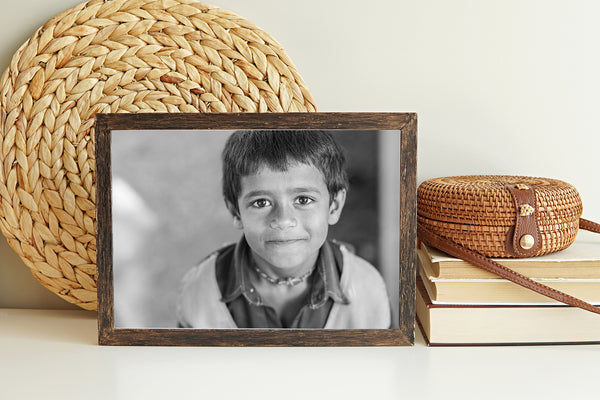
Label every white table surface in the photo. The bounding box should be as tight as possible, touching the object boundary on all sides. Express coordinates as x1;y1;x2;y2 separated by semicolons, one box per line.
1;308;599;400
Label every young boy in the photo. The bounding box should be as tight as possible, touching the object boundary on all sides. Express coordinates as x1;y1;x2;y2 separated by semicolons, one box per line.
177;130;391;329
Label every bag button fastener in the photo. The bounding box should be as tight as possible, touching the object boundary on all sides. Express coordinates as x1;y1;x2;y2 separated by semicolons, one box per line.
520;234;535;250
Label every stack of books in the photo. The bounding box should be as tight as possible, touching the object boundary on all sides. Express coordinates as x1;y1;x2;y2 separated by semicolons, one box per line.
416;230;600;345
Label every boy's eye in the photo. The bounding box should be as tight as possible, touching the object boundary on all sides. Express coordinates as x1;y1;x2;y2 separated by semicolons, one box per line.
295;196;314;206
250;199;271;208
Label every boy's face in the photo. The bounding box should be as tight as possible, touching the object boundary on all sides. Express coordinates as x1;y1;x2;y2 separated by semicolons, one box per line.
230;162;346;276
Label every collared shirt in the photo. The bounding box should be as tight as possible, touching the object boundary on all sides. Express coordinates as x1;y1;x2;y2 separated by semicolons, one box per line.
214;238;350;328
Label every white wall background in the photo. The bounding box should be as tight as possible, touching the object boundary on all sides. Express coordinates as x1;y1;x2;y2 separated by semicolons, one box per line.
1;0;599;309
2;3;600;400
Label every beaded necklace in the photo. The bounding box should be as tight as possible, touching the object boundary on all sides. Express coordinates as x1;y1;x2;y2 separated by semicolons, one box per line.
252;265;314;286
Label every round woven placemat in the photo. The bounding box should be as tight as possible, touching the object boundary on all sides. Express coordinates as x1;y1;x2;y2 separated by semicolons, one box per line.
0;0;316;310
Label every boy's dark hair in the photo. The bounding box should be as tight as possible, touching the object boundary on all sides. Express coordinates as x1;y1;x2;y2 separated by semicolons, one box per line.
222;130;349;215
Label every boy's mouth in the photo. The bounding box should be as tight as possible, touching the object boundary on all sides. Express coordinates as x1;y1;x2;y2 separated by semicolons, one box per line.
265;238;306;245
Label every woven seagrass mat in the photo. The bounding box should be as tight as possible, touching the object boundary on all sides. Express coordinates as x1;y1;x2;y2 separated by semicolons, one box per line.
0;0;316;310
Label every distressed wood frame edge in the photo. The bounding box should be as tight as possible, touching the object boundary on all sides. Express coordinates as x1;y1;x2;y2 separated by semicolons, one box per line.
95;112;417;346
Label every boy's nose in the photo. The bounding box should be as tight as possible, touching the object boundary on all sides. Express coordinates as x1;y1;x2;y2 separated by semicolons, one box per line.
270;205;297;230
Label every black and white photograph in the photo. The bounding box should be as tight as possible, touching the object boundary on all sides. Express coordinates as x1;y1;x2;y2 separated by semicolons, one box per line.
96;112;416;346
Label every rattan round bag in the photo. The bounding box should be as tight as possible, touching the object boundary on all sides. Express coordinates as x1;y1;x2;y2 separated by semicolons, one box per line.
0;0;316;310
417;175;583;258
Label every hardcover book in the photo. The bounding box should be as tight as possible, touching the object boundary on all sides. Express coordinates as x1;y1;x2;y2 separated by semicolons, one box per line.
416;278;600;345
418;248;600;304
419;230;600;280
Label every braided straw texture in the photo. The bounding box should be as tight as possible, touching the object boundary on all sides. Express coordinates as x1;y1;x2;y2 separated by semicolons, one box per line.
418;176;583;258
0;0;317;310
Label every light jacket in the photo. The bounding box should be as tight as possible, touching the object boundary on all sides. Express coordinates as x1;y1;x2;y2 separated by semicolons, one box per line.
177;245;391;329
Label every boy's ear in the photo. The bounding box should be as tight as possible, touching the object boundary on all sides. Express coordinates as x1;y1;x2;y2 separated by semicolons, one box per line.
225;201;243;229
328;189;346;225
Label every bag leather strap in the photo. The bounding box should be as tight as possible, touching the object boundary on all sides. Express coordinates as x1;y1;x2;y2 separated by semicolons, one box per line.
417;219;600;315
580;218;600;234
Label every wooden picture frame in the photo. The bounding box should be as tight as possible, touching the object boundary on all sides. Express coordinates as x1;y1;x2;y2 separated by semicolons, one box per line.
96;112;417;346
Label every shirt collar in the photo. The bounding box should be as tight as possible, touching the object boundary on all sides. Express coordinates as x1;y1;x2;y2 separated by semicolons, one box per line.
220;238;349;308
